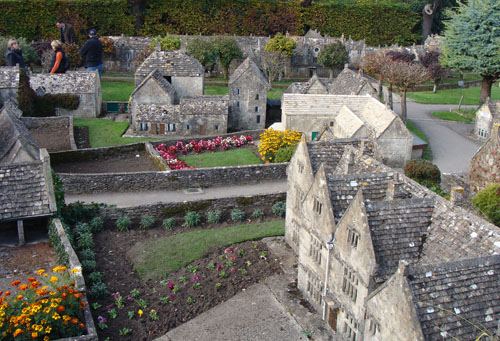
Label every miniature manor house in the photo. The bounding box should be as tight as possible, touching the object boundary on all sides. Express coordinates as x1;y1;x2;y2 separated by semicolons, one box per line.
285;137;500;340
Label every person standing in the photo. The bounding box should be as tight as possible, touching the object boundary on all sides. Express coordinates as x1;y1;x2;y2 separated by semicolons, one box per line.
5;38;25;68
79;29;103;77
49;40;67;74
55;19;77;44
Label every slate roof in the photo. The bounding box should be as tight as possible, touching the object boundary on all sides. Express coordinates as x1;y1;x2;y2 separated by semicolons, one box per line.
131;69;176;99
0;66;20;89
306;139;376;174
0;161;53;221
0;101;39;164
327;66;377;96
135;50;204;78
284;74;332;94
408;255;500;340
365;198;435;280
229;58;269;88
29;71;98;94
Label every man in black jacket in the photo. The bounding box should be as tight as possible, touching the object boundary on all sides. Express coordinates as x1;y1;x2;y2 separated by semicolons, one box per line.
55;19;77;44
79;29;103;78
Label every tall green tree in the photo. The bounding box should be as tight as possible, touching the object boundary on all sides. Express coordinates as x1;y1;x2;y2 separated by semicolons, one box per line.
186;37;217;72
212;36;242;79
263;33;297;81
317;42;349;78
441;0;500;104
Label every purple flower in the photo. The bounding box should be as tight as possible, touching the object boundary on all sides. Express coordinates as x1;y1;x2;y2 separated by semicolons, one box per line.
106;305;113;311
216;264;223;271
168;282;174;290
192;275;201;283
170;293;175;300
127;295;133;301
98;316;107;324
111;292;120;300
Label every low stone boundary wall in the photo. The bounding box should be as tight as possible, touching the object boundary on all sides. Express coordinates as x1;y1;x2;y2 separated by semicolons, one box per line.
22;116;77;151
52;219;98;341
57;162;288;194
99;193;286;222
50;143;145;163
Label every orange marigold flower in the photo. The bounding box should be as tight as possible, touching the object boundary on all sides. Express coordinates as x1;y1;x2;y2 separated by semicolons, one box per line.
11;280;21;286
17;295;23;300
0;290;3;296
44;336;50;341
57;305;65;313
5;291;11;297
31;331;38;338
71;317;78;324
49;277;58;283
79;323;85;328
27;277;35;282
18;284;28;291
61;293;67;299
80;301;86;307
37;269;45;275
13;328;24;337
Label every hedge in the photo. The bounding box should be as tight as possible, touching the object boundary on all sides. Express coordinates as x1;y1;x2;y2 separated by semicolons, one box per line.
0;0;420;46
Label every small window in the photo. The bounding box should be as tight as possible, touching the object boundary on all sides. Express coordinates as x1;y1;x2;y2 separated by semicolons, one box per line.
186;124;190;130
237;101;240;108
237;88;240;95
330;121;334;127
215;125;219;131
168;123;176;132
313;198;322;215
347;228;359;248
255;94;259;100
256;115;261;124
255;106;259;112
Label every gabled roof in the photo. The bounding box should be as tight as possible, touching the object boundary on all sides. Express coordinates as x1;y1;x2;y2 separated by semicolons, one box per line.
356;101;397;138
229;58;269;88
135;50;204;78
131;69;176;99
30;71;98;94
334;106;365;137
282;94;374;117
284;74;332;94
408;255;500;340
0;100;39;164
0;66;20;89
327;66;377;96
365;198;435;280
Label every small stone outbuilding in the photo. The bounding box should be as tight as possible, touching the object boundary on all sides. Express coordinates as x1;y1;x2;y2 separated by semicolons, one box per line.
228;58;270;130
0;66;20;105
469;123;500;192
475;100;499;139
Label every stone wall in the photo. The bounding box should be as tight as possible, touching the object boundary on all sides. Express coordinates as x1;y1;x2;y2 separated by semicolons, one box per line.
50;143;145;163
469;124;500;192
22;116;77;151
99;193;286;222
57;163;288;194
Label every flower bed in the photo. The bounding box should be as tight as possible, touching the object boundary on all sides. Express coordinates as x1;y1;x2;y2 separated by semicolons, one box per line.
154;135;254;170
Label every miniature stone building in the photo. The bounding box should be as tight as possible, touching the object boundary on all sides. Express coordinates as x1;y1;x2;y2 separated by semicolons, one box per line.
0;66;20;105
30;71;102;118
134;49;204;101
228;58;270;130
280;93;412;167
285;66;377;97
286;138;500;340
0;101;56;245
469;123;500;192
475;100;499;139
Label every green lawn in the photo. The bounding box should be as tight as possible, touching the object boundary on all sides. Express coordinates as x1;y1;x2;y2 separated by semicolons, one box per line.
101;81;135;101
180;148;261;167
406;120;432;160
129;220;285;279
204;85;229;96
73;118;163;148
407;84;500;105
431;110;475;124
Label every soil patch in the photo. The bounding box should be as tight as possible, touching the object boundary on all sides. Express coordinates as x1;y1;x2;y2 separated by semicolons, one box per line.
52;150;159;173
74;126;91;149
90;226;283;340
29;126;72;152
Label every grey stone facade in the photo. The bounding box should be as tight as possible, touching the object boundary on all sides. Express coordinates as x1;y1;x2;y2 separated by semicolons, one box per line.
30;71;102;118
475;100;500;140
286;138;500;340
0;67;20;106
229;58;270;130
469;123;500;192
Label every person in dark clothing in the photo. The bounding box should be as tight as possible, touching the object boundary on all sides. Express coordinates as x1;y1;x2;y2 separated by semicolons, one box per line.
5;38;25;68
55;19;77;44
79;29;103;77
49;40;67;74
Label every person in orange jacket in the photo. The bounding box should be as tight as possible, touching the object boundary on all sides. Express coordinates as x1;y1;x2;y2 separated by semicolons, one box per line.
49;40;68;74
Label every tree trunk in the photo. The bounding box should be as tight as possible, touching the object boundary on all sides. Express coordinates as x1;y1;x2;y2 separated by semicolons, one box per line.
329;68;333;79
388;83;393;110
433;83;437;93
377;78;383;101
129;0;147;33
480;76;494;104
422;0;440;43
400;90;407;124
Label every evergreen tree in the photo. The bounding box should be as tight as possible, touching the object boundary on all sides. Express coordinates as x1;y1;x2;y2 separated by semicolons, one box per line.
441;0;500;103
317;42;349;78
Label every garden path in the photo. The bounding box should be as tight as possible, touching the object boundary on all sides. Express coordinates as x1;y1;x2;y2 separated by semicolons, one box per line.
65;181;288;208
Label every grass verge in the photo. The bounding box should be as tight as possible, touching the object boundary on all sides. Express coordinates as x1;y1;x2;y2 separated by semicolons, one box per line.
179;148;261;167
407;84;499;105
101;81;135;101
406;120;432;160
73;118;163;147
130;220;285;279
431;110;475;124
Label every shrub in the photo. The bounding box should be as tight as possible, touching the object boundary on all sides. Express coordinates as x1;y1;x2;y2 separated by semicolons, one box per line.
0;36;39;66
151;35;181;50
81;259;97;273
274;144;298;163
89;216;104;233
472;184;500;226
162;218;176;230
116;216;131;231
404;159;441;187
183;211;201;228
74;222;91;235
272;201;286;217
88;271;103;285
77;232;94;249
231;209;246;222
251;209;265;219
79;248;95;261
90;282;109;299
140;215;154;229
207;210;222;224
258;128;302;163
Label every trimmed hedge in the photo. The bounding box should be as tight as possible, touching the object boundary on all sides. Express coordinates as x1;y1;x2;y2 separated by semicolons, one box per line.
0;0;419;46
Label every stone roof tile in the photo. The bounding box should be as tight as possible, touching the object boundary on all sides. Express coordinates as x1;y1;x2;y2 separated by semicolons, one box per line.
29;71;98;94
135;50;204;78
229;58;269;88
0;67;20;89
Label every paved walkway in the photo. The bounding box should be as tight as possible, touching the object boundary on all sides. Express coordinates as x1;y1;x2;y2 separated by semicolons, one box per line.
65;181;288;207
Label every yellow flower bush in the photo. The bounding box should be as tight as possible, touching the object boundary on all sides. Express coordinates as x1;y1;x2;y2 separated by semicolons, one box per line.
258;128;302;163
0;267;86;340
